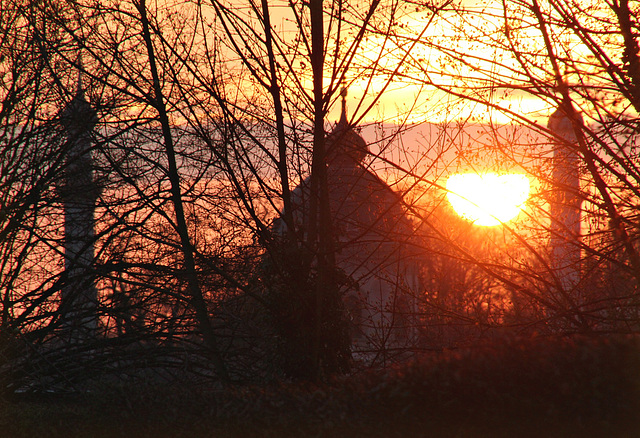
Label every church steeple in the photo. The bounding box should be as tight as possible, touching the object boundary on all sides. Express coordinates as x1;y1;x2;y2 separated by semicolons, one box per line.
60;55;98;342
62;55;97;135
75;54;84;96
338;87;348;126
548;98;582;291
327;87;368;165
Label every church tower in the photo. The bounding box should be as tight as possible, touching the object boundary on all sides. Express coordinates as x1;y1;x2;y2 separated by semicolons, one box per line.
272;89;421;363
59;64;99;341
548;99;582;290
327;88;368;166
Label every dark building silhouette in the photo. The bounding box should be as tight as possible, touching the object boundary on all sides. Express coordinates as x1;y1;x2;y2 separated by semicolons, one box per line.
59;68;99;342
548;99;582;291
275;92;422;359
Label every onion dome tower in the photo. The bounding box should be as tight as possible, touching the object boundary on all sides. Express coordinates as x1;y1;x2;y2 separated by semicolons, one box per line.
271;89;421;362
327;88;368;165
548;98;582;290
60;64;99;341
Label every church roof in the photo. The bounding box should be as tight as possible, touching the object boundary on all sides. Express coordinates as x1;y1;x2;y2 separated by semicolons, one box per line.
280;91;413;253
548;98;583;143
327;89;368;165
61;59;97;134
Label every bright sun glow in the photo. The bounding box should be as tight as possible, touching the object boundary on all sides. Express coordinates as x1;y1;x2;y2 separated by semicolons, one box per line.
446;173;530;226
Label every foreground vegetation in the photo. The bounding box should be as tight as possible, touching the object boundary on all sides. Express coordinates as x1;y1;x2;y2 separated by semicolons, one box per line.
1;335;638;438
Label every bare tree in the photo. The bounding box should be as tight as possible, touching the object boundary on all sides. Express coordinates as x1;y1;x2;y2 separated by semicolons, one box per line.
1;0;456;387
373;0;640;335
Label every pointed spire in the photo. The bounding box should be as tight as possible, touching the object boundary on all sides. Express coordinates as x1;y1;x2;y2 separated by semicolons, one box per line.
75;52;84;98
61;51;96;134
328;86;368;164
339;87;348;126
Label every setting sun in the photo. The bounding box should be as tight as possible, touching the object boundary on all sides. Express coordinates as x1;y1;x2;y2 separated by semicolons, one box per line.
446;173;530;226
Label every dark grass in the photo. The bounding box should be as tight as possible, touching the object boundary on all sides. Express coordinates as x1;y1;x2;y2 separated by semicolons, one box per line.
2;334;639;437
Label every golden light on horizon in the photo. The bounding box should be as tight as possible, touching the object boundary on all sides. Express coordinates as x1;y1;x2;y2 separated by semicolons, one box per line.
446;173;530;226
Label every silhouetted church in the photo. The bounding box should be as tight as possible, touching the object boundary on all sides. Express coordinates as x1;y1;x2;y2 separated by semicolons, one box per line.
275;92;422;359
59;65;99;343
548;99;582;291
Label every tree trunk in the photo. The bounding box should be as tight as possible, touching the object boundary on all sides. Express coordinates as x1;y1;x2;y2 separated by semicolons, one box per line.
136;0;229;382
